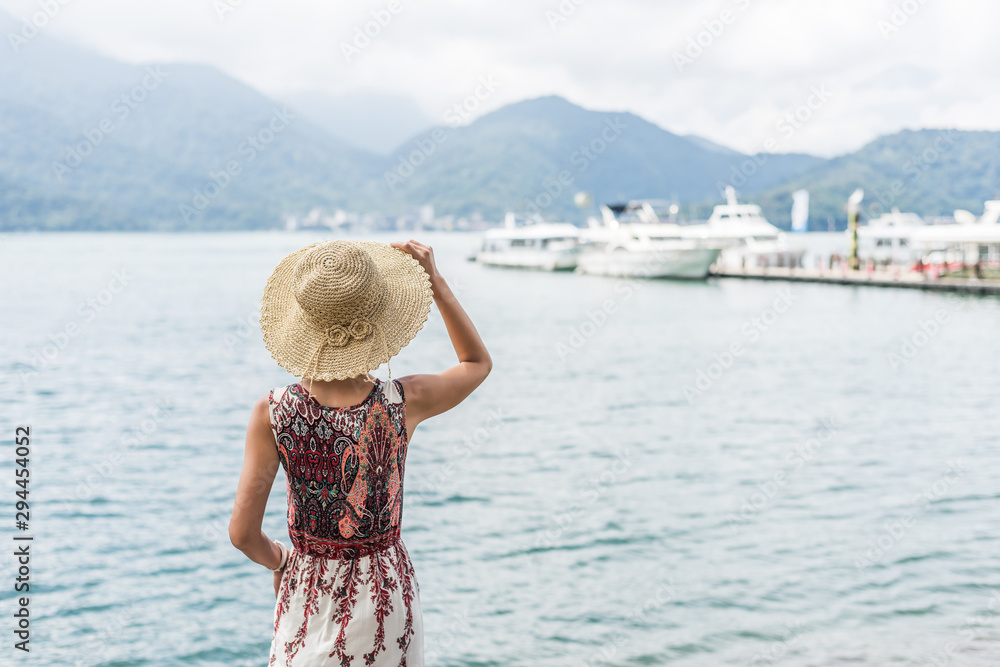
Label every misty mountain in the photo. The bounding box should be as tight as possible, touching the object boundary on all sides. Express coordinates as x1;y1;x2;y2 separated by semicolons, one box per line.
1;9;996;232
0;8;382;231
377;95;824;221
280;90;435;155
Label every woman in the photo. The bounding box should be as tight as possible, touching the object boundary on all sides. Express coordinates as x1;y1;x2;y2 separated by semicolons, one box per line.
229;239;491;666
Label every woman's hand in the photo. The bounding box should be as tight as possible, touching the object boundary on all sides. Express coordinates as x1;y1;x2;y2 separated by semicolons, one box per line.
273;568;283;598
391;240;440;284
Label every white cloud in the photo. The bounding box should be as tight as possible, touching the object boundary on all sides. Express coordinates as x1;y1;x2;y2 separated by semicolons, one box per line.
1;0;996;157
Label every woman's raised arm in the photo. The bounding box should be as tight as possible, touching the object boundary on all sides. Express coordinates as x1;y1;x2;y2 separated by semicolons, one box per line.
391;240;492;437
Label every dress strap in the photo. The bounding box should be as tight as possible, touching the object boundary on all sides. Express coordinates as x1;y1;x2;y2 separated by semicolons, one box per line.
382;376;402;404
267;385;288;444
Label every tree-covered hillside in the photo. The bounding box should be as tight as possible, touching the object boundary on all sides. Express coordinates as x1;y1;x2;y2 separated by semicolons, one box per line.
1;8;997;232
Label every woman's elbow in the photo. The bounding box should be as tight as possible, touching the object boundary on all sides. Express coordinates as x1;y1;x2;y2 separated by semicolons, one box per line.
476;353;493;380
229;520;250;550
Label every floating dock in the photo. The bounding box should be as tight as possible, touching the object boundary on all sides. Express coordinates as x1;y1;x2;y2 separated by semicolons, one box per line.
709;266;1000;296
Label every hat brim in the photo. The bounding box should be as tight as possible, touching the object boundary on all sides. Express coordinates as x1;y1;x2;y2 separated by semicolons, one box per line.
260;241;433;381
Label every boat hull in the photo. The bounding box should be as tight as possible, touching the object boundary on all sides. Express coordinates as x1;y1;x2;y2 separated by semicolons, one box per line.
715;244;807;270
476;250;579;271
577;246;721;279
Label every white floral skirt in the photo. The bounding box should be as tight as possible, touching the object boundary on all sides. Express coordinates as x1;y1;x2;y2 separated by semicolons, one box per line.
269;539;423;666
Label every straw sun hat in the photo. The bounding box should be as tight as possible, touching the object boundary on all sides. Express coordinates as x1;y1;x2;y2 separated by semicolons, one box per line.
260;240;433;384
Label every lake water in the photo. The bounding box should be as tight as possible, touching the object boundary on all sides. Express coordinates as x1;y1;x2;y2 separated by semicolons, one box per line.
2;231;999;666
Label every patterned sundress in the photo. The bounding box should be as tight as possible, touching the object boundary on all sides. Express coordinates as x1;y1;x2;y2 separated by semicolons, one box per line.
267;379;423;666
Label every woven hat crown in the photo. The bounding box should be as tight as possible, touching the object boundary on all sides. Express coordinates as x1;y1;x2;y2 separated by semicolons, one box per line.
292;242;387;330
260;239;433;383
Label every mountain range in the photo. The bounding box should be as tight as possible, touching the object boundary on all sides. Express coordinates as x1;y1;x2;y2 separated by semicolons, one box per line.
1;8;997;232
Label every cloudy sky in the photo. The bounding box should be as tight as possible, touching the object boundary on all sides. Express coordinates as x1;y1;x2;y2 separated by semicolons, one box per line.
3;0;998;156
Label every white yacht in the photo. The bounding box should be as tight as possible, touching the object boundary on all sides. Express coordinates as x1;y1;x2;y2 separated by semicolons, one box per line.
684;187;806;270
912;201;1000;267
475;213;582;271
857;208;926;265
577;201;721;279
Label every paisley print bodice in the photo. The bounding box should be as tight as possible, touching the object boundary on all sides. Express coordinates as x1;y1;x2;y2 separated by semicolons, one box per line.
267;379;408;559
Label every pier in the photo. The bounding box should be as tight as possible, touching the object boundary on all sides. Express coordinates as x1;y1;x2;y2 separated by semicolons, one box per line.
709;266;1000;296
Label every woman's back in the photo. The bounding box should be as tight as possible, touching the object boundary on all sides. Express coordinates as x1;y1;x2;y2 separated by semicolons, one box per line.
268;378;422;666
269;379;409;558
